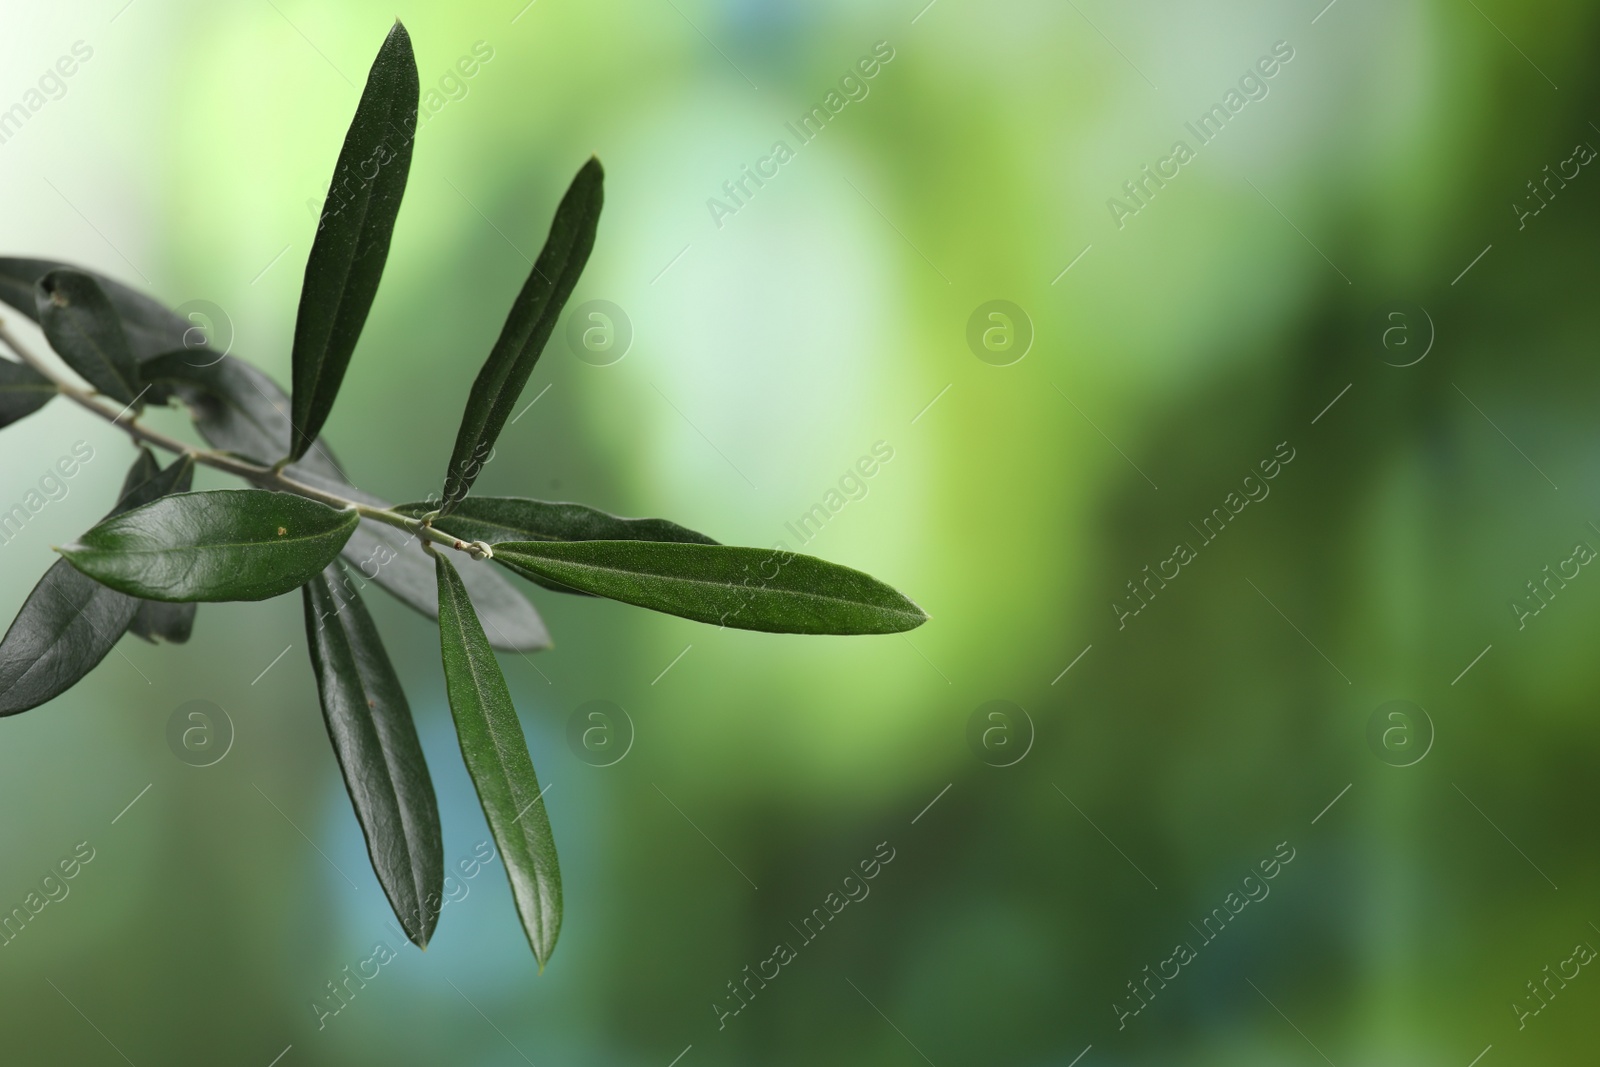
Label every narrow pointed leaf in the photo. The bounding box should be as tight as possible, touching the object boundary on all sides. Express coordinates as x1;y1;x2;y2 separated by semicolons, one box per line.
35;269;141;404
490;541;929;634
396;496;715;596
289;21;419;459
59;489;358;602
0;451;196;715
305;563;443;947
435;553;560;965
439;158;603;512
0;358;56;429
0;258;203;361
290;470;551;651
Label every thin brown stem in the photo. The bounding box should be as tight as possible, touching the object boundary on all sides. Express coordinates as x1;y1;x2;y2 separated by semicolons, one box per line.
0;315;478;557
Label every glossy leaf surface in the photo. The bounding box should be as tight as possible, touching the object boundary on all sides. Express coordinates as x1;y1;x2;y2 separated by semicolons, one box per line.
289;21;418;460
490;540;929;634
59;489;358;603
439;158;602;511
0;561;139;716
435;553;560;965
305;563;443;947
121;451;198;644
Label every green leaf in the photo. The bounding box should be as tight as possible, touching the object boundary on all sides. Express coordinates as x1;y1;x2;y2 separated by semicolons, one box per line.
304;563;443;947
35;269;141;405
289;20;419;460
120;450;199;644
0;451;196;715
396;496;716;596
435;553;560;966
0;357;56;429
0;258;202;361
439;158;603;512
119;446;162;493
127;598;197;645
489;541;930;635
0;560;140;716
58;489;359;602
140;351;349;485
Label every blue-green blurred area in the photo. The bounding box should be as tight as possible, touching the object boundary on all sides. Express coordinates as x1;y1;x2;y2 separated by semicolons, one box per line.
2;0;1599;1062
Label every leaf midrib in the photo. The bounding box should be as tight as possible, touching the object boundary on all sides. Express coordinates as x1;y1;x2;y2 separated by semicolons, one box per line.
325;591;430;920
440;568;548;934
4;569;130;702
83;518;355;556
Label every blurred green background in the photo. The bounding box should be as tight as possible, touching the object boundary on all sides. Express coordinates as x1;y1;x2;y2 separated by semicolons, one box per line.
3;0;1599;1063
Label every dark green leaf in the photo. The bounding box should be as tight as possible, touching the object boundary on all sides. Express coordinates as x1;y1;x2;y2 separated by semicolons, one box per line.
305;563;443;947
287;469;549;650
0;560;139;716
36;269;141;404
120;451;199;644
140;351;348;485
289;20;419;460
127;599;196;645
435;553;560;966
58;489;359;602
0;258;203;361
396;496;715;596
116;451;198;513
489;541;929;635
439;158;603;512
119;446;161;494
0;357;56;429
0;451;196;715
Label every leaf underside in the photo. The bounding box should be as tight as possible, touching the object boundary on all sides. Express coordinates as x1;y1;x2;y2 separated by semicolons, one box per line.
305;563;443;947
36;269;141;404
140;351;349;485
435;553;561;966
0;257;203;361
298;472;550;651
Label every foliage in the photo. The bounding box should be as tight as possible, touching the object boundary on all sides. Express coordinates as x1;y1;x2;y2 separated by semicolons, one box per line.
0;21;924;968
